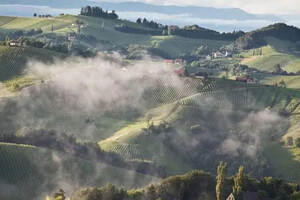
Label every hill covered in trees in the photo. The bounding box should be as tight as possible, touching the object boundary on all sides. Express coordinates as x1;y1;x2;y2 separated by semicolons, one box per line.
67;164;300;200
234;23;300;50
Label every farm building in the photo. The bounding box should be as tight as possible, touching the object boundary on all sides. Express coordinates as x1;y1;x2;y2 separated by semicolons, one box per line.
212;51;225;58
193;71;208;79
206;55;212;60
174;68;184;76
226;192;260;200
236;75;256;84
212;51;233;59
165;59;174;64
9;40;22;47
164;59;183;65
174;59;183;64
226;193;235;200
67;33;76;41
169;25;180;31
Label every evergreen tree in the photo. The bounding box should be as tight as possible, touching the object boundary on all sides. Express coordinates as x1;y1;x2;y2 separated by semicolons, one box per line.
216;162;227;200
295;138;300;148
233;166;245;200
5;35;10;46
54;189;65;200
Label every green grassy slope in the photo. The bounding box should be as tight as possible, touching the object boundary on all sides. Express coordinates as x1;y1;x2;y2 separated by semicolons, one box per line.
240;38;300;73
0;15;228;58
99;79;300;180
0;45;66;81
0;142;158;200
151;35;229;58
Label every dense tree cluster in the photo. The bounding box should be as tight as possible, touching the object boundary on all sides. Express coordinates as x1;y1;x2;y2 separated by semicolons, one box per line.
172;25;245;41
80;6;118;20
115;24;162;35
235;23;300;50
0;29;43;41
71;166;300;200
136;18;167;30
0;130;166;177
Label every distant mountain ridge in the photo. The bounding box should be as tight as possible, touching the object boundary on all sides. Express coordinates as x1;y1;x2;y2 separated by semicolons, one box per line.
0;0;281;21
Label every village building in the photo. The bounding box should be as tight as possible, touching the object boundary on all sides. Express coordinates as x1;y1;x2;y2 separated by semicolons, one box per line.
226;192;260;200
165;59;174;64
212;51;233;59
206;55;212;60
169;25;180;31
67;33;76;41
193;71;208;79
9;40;22;47
226;193;235;200
164;59;183;65
174;68;184;76
174;59;183;64
225;51;233;57
213;51;225;59
236;75;256;84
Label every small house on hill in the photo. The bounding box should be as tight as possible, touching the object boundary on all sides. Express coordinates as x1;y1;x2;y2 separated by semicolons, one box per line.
174;59;183;64
67;33;76;41
226;193;235;200
193;71;208;79
9;40;22;47
169;25;179;31
164;59;183;65
213;51;225;59
236;75;256;84
174;68;184;76
165;59;174;64
226;192;260;200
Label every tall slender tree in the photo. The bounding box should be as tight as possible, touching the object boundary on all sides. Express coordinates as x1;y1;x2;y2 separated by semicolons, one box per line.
233;166;245;200
216;162;227;200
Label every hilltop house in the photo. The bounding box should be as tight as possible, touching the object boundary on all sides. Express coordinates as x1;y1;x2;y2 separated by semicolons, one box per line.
193;71;208;79
9;40;22;47
206;55;212;60
212;51;233;59
226;193;235;200
164;59;183;65
174;68;184;76
212;51;225;58
67;33;76;41
225;51;233;57
169;25;180;31
226;192;260;200
236;75;256;84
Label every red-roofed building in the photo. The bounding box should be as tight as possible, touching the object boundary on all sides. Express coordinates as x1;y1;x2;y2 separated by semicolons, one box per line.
236;75;256;84
174;68;184;76
165;59;174;64
169;25;180;31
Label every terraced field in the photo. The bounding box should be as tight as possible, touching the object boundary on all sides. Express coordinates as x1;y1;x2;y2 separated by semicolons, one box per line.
0;15;229;58
99;79;300;179
0;45;66;81
0;142;158;200
241;38;300;73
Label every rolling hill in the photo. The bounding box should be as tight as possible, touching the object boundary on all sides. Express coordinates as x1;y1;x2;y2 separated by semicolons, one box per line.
0;13;300;200
99;79;300;181
0;142;158;200
0;45;66;81
0;15;229;58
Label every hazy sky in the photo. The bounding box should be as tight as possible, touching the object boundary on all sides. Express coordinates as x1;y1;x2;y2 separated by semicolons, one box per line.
99;0;300;15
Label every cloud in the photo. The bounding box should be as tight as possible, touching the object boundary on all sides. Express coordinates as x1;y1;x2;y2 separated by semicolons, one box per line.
98;0;300;15
0;4;78;17
118;11;274;31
